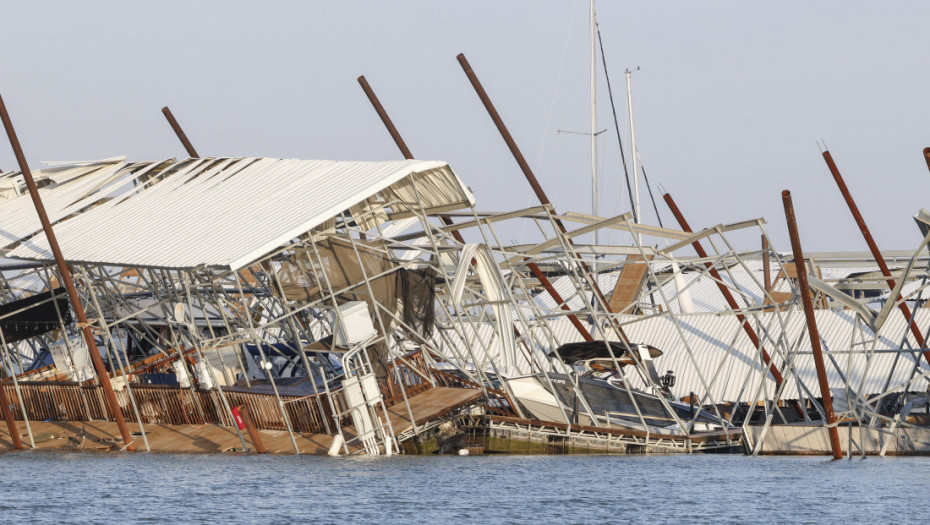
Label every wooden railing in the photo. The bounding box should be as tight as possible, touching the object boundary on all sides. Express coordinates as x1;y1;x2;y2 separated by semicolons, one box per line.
1;349;508;431
383;349;519;417
0;381;107;422
0;381;341;434
381;349;434;406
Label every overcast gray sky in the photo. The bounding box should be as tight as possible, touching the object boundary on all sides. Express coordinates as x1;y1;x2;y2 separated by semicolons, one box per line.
2;1;929;254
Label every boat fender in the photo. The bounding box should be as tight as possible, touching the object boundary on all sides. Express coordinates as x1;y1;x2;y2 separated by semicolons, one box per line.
328;434;345;456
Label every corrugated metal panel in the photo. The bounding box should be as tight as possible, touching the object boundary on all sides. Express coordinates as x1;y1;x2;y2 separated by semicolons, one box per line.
531;271;616;312
534;259;897;316
0;159;136;250
7;158;473;270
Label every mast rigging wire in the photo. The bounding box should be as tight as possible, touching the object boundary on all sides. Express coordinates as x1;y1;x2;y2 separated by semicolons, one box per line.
637;154;664;228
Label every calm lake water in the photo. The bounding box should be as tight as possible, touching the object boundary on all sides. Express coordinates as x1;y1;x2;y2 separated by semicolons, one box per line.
0;451;926;524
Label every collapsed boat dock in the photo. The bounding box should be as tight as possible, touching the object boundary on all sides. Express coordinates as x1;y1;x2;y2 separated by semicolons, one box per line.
0;59;928;458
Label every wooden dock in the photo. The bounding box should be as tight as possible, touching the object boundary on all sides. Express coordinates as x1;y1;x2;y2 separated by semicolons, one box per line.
383;386;483;437
0;386;483;455
0;419;358;454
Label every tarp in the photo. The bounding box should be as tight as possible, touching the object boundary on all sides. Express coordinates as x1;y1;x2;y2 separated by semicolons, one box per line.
0;288;71;344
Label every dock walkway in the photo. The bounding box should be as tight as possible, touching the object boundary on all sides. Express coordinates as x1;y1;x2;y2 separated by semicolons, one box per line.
0;386;483;455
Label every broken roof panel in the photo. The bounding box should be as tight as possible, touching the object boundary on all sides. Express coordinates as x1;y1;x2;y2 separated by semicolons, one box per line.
6;157;473;270
0;158;136;251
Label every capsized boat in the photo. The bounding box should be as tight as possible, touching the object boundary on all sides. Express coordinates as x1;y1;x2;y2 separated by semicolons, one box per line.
506;341;729;434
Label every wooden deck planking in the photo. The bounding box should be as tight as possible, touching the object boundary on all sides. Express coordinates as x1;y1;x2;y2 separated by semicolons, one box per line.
0;420;361;454
608;256;651;314
382;387;483;435
0;387;482;455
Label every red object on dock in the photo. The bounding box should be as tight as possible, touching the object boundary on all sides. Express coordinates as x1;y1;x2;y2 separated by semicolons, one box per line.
231;407;246;430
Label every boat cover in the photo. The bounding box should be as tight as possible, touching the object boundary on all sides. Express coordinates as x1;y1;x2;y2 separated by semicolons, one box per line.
0;288;72;344
549;341;662;364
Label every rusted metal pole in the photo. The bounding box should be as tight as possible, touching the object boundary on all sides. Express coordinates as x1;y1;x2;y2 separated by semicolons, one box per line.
782;190;843;459
161;106;200;158
0;93;135;451
456;53;569;235
663;193;787;387
456;52;618;319
822;150;930;366
356;75;466;240
239;405;267;454
356;73;596;342
0;378;23;449
527;262;594;342
923;147;930;173
357;76;414;160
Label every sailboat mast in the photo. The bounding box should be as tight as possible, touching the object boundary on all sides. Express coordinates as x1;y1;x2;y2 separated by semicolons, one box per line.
626;68;639;230
590;0;598;246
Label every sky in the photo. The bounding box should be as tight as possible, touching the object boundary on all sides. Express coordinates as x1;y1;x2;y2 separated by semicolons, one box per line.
1;1;929;254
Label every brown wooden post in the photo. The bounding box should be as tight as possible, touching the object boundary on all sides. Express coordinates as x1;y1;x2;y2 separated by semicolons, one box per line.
161;106;200;158
782;190;843;460
0;93;135;451
356;76;466;239
527;262;594;342
0;162;21;450
456;53;569;236
822;150;930;367
239;405;267;454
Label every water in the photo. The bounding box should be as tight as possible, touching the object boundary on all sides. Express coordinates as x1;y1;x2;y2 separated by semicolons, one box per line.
0;452;926;524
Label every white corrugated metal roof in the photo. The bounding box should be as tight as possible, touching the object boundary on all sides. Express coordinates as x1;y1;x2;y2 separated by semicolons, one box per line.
0;159;138;250
7;157;473;270
533;258;909;316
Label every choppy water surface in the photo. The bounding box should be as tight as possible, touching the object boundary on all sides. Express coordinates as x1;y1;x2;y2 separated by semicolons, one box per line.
0;451;926;524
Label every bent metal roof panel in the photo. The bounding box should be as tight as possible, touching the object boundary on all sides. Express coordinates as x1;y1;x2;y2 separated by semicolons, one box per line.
6;157;473;270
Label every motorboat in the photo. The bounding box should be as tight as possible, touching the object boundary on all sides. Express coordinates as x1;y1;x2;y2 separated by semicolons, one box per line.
506;341;729;434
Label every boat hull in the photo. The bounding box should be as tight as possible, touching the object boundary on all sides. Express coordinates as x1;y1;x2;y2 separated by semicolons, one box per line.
506;373;725;433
